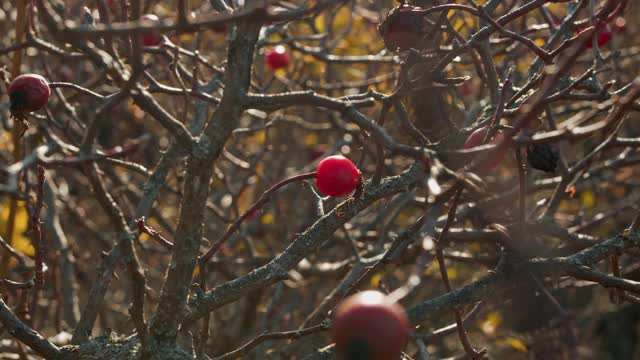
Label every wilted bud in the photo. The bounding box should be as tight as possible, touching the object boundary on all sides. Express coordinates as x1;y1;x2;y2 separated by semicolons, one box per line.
526;143;559;173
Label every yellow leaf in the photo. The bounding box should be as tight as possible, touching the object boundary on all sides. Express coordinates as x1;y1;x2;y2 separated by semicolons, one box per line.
13;234;34;257
478;311;502;335
558;199;579;213
253;242;268;256
394;212;411;227
370;273;382;287
256;163;265;177
332;7;351;32
468;242;482;251
314;13;325;32
0;131;12;152
267;33;282;42
304;134;319;146
237;187;256;217
517;60;529;74
303;54;325;77
179;33;194;43
547;3;567;17
246;131;266;145
127;99;145;119
445;93;454;104
261;213;274;225
496;337;528;352
581;190;596;209
447;268;458;280
0;200;34;257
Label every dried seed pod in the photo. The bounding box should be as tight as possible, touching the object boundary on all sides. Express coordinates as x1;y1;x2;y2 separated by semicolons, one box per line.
526;143;559;173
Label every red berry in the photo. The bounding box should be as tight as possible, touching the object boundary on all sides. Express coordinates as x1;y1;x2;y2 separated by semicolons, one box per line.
8;74;51;113
105;0;114;7
459;82;473;98
141;14;162;46
583;24;612;48
464;126;507;169
331;291;409;360
265;46;290;70
378;4;427;51
613;17;626;33
315;155;361;198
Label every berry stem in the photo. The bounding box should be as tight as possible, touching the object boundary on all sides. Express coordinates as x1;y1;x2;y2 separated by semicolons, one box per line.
515;148;526;237
26;165;45;328
198;172;317;270
372;102;391;185
433;184;485;359
609;255;624;303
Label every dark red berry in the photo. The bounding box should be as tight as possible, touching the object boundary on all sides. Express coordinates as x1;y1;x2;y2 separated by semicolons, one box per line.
459;82;473;98
583;23;612;48
8;74;51;113
331;291;409;360
378;4;427;51
526;143;559;173
315;155;361;198
464;126;508;169
210;11;227;33
141;14;162;46
106;0;114;7
265;46;290;70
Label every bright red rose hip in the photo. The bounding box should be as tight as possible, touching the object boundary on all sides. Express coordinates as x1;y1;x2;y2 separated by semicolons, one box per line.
315;155;361;198
9;74;51;113
584;25;612;48
331;291;409;360
141;14;162;46
265;46;290;70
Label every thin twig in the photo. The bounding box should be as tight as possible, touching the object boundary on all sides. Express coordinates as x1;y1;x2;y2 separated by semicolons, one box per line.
432;184;485;359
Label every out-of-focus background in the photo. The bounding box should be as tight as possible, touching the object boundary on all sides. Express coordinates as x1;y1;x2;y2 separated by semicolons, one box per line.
1;0;640;359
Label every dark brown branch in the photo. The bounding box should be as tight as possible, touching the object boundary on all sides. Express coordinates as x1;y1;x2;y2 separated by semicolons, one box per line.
0;298;61;359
